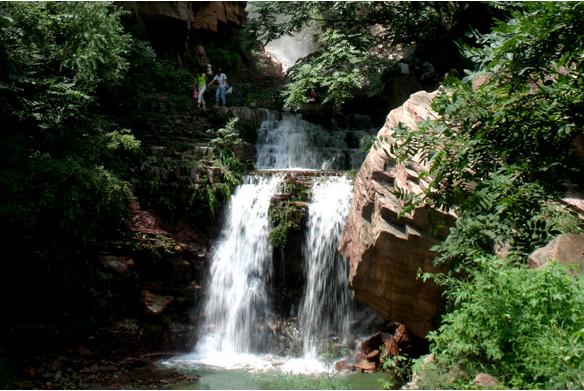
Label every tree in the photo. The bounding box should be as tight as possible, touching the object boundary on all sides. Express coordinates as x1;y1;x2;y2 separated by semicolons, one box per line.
246;1;499;109
388;3;584;387
0;2;138;319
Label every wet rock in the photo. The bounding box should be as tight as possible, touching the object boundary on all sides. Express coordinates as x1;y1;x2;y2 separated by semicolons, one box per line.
142;290;175;316
291;201;309;210
360;332;383;354
80;363;99;374
100;255;134;274
334;359;354;372
77;345;92;356
366;349;381;363
473;373;500;388
229;141;255;165
266;317;302;356
385;338;399;356
354;360;377;372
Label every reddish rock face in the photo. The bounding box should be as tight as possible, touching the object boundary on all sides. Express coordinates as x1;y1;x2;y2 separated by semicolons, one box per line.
339;90;456;338
528;233;584;271
122;2;246;32
191;2;245;32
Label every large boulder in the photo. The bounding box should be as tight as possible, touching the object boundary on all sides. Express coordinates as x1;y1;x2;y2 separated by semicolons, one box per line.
528;233;584;271
339;90;455;338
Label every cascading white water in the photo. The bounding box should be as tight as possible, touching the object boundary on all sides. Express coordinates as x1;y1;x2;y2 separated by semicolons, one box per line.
256;113;323;169
300;176;354;355
256;113;376;170
167;110;378;374
193;175;281;365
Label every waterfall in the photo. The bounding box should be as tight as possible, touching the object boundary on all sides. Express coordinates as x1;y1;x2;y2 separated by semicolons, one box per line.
194;175;281;362
300;176;354;355
171;110;375;373
256;113;376;170
256;113;324;169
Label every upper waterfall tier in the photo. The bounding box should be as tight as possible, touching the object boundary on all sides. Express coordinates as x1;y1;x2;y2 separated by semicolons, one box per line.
255;113;377;171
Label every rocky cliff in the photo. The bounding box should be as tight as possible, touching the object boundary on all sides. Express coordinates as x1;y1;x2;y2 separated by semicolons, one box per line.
122;2;245;31
339;90;456;338
121;2;246;66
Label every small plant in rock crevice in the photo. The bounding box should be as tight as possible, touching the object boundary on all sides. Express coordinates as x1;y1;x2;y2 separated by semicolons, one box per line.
268;180;310;248
268;201;303;249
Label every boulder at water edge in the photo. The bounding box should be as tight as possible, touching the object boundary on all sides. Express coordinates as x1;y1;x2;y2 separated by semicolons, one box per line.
339;90;455;338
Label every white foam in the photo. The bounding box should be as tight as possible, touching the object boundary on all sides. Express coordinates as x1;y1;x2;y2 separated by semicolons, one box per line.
162;353;331;375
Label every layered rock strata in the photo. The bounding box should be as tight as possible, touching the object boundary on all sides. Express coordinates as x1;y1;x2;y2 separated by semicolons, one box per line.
122;2;245;32
339;90;455;338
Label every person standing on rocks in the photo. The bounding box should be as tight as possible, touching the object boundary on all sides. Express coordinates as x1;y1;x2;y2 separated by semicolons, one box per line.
208;67;228;107
196;68;207;110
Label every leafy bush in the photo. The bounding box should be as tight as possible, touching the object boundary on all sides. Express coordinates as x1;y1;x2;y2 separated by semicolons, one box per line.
0;2;137;323
268;181;309;248
389;3;584;213
423;262;584;389
134;118;246;222
380;3;584;389
247;2;499;109
0;1;135;248
268;202;301;248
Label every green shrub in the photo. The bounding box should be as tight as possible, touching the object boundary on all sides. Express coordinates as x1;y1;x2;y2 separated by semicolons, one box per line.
268;181;309;248
383;3;584;389
268;202;300;248
422;262;584;389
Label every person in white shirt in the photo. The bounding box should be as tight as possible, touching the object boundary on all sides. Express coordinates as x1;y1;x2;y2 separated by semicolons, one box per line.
208;68;229;107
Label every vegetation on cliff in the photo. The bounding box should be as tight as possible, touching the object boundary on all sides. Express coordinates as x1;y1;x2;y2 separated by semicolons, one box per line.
247;2;499;110
0;4;248;384
387;2;584;388
268;181;309;248
0;2;137;315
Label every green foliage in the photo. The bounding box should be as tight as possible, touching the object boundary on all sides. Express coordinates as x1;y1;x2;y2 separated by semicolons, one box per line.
427;169;581;272
381;354;414;386
103;39;195;130
409;361;467;390
135;118;246;222
345;169;358;180
424;262;584;389
268;202;301;248
0;2;130;87
268;180;309;248
0;2;138;323
389;6;584;213
247;2;496;109
210;118;240;151
0;2;135;249
382;3;584;389
283;29;376;110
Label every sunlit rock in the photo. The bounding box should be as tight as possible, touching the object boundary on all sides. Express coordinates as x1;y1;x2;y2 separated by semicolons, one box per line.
340;90;456;338
528;233;584;271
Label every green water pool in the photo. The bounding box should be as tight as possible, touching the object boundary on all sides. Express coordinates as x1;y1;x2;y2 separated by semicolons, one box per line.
174;368;391;390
